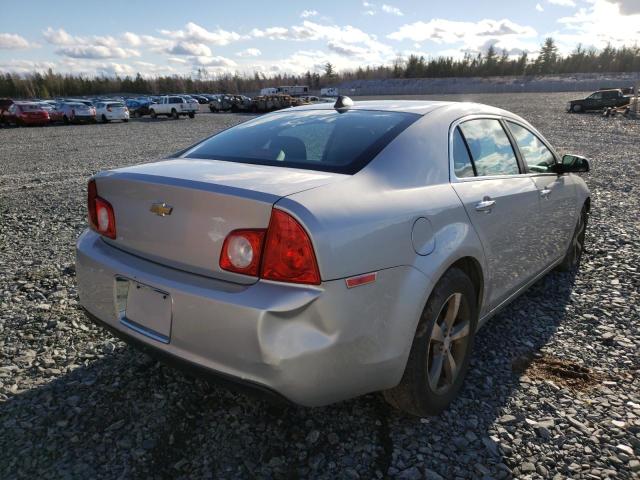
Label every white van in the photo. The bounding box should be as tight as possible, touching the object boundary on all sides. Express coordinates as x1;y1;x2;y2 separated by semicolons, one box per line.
260;88;278;95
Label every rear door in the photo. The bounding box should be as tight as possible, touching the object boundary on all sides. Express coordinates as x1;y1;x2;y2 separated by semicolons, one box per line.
450;118;541;310
505;120;577;267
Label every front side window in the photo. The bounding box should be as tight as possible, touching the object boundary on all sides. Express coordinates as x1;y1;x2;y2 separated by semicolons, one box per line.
507;122;556;173
184;109;419;174
458;119;519;176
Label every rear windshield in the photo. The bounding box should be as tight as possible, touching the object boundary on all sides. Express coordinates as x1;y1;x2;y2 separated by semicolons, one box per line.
184;109;419;174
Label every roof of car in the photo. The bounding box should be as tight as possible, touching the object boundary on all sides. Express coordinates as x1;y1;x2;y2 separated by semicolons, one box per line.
287;99;511;117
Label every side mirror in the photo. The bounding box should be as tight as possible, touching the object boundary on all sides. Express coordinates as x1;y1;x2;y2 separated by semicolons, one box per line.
557;154;590;173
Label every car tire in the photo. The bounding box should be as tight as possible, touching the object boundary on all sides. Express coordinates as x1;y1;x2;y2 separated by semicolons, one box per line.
188;112;195;118
150;110;157;119
123;119;128;122
383;267;478;416
557;204;588;272
171;109;178;120
63;115;70;125
101;114;109;123
572;104;582;113
134;111;141;118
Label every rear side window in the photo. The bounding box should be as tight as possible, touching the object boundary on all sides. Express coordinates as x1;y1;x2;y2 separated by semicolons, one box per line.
184;109;419;174
452;128;475;178
459;119;519;176
506;121;556;173
169;97;183;103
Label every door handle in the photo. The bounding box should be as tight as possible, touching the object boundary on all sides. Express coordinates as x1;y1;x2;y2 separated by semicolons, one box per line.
540;188;552;198
475;197;496;213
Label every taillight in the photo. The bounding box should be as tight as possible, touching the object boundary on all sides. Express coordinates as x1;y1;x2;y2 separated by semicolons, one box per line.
87;179;116;239
219;209;320;285
219;230;265;276
261;210;320;285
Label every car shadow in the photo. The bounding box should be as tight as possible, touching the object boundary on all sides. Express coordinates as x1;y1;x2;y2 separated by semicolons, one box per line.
0;267;580;479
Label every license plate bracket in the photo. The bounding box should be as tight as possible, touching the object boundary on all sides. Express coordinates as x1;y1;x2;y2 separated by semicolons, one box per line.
116;278;172;343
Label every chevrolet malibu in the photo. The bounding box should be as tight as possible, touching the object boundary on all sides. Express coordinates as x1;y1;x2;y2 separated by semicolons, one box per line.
76;99;591;416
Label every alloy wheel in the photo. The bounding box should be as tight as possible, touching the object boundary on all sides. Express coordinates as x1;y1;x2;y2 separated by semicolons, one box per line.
427;292;471;394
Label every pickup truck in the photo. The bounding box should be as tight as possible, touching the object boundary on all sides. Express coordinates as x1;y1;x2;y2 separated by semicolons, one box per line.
149;96;197;119
567;89;630;113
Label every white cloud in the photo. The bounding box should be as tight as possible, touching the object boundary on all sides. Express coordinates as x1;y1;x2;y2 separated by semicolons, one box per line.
381;4;404;16
159;22;243;46
250;26;290;40
55;45;140;59
388;18;537;47
0;59;55;73
43;27;78;46
556;0;640;50
547;0;576;6
192;55;237;67
0;33;31;49
167;57;188;64
300;9;318;18
236;48;262;57
167;41;212;56
536;3;544;12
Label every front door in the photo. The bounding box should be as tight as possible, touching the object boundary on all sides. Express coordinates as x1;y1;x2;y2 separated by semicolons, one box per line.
504;121;578;269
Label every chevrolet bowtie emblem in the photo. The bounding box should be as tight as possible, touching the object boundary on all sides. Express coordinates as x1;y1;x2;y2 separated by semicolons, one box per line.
150;202;173;216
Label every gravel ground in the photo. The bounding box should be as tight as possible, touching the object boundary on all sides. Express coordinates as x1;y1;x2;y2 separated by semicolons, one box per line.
1;94;639;479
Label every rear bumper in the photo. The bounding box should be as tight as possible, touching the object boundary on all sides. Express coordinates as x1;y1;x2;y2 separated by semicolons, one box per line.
76;230;429;406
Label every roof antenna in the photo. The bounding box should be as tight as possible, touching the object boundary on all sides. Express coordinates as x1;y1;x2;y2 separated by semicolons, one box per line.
334;95;353;112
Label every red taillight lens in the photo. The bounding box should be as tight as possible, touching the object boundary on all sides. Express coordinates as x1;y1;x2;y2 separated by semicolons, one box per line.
220;230;265;276
219;209;321;285
87;179;116;239
261;210;320;285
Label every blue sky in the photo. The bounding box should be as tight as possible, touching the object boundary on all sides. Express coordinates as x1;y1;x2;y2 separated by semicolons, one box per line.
0;0;638;77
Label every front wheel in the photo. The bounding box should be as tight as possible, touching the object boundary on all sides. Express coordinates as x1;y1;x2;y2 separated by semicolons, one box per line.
384;268;478;416
188;112;195;118
101;114;109;123
572;104;582;113
557;205;588;271
63;115;70;125
150;109;157;119
171;109;178;119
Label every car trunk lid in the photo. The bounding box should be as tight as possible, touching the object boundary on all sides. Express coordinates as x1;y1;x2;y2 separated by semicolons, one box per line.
95;158;345;283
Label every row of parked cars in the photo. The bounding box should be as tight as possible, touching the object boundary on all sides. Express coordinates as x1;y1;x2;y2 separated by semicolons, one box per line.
0;92;336;127
0;98;132;126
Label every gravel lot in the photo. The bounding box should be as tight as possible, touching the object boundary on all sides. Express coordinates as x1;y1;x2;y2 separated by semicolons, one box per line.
1;93;639;479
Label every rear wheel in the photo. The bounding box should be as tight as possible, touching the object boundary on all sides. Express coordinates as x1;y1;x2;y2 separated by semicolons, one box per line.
150;109;157;119
171;109;178;120
384;268;478;416
63;115;70;125
557;204;588;271
188;112;195;118
123;119;129;123
101;114;109;123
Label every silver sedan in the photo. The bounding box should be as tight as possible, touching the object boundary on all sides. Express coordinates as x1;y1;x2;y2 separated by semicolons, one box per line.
76;99;590;415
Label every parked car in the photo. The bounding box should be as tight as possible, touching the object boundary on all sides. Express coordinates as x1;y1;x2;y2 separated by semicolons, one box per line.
35;101;64;123
56;102;97;124
0;97;14;115
76;99;591;416
95;101;130;123
125;99;152;118
567;89;631;112
190;94;210;104
149;96;197;119
1;102;50;126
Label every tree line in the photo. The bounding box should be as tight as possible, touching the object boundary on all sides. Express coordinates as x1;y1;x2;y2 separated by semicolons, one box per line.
1;38;638;99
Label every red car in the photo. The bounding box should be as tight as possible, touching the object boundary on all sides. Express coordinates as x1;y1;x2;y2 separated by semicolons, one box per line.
1;102;50;126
